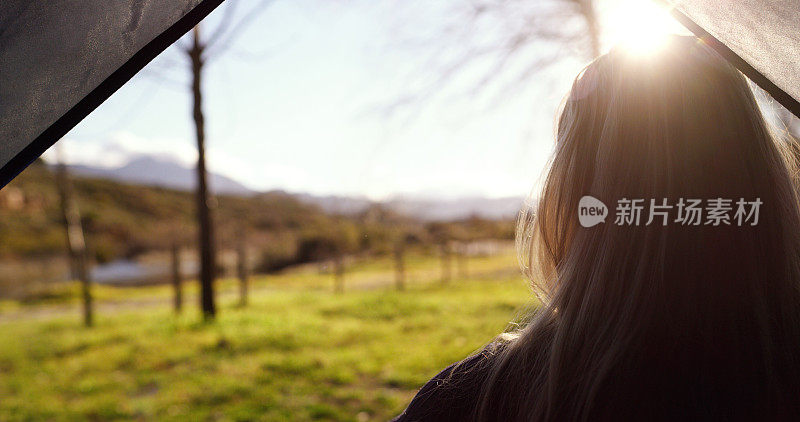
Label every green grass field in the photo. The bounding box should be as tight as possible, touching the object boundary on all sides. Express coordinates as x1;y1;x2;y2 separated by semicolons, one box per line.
0;252;536;421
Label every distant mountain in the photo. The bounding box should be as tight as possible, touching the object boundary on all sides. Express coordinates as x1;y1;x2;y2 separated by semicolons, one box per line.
385;195;525;221
66;155;252;195
61;154;522;219
295;193;524;221
294;193;373;215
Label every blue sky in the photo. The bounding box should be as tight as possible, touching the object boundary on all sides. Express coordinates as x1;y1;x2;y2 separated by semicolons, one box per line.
45;0;682;199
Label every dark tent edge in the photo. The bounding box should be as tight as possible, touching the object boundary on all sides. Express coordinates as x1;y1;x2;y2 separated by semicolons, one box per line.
664;4;800;120
0;0;225;189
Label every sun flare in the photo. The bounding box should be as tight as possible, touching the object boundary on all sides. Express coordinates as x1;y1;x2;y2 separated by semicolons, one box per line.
602;0;686;55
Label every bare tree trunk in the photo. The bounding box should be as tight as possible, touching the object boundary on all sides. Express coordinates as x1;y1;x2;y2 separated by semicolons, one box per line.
456;242;468;280
237;239;249;307
394;243;405;291
189;25;217;321
333;254;345;294
55;149;92;327
171;243;183;314
440;242;452;284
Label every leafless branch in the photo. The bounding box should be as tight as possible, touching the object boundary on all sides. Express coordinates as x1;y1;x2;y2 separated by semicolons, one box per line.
379;0;598;117
204;0;276;60
204;0;239;47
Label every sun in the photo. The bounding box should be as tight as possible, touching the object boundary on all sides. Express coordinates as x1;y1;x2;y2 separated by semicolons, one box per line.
601;0;686;55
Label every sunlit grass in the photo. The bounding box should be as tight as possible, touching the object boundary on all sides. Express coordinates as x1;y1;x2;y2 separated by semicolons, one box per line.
0;252;535;421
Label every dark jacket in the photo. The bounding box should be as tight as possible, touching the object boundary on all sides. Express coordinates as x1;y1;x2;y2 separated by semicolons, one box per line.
391;344;501;422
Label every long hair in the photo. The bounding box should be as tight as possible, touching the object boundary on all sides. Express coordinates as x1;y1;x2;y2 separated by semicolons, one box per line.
478;36;800;421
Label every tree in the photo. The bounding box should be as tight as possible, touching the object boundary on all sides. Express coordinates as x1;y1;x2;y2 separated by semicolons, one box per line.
440;242;453;284
427;222;455;284
171;242;183;314
392;232;422;291
465;0;601;80
358;205;422;291
186;25;217;320
236;234;249;307
170;1;273;320
393;0;602;111
444;223;471;280
54;146;93;327
455;241;469;280
393;241;406;291
297;222;359;293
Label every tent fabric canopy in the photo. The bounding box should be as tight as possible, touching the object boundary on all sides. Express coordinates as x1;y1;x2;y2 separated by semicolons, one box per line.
664;0;800;118
0;0;223;187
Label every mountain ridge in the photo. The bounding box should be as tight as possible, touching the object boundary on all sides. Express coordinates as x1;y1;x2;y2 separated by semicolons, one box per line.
64;154;524;221
65;155;252;195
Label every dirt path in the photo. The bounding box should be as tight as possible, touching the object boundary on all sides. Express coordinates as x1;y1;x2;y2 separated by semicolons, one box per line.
0;285;266;323
0;267;520;323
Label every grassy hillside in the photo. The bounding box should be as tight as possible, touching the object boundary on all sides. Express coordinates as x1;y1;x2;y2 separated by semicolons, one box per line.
0;253;536;421
0;160;338;262
0;161;513;268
